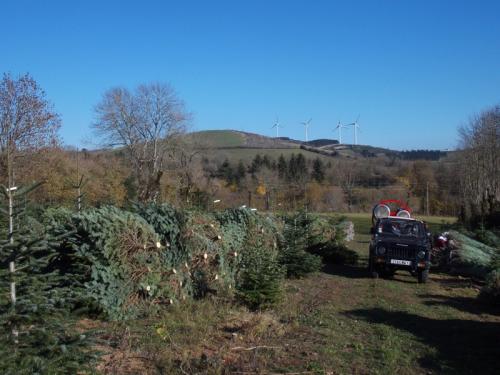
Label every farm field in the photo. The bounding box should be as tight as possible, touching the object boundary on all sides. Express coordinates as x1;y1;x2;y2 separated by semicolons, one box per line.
97;214;499;375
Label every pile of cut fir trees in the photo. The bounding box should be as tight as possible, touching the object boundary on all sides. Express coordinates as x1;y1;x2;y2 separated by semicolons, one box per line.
0;186;354;373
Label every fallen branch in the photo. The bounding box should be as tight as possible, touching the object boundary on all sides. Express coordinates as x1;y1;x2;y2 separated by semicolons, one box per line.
230;345;280;351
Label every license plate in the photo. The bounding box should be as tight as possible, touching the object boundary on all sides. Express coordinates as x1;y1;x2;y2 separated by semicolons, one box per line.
390;259;411;266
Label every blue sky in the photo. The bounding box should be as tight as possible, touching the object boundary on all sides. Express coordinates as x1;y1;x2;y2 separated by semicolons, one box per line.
1;0;499;150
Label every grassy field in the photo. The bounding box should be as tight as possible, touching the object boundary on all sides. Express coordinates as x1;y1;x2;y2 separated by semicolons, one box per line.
192;130;247;148
96;214;499;375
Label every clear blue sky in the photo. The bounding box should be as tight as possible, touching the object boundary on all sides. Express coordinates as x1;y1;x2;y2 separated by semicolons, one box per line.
1;0;499;150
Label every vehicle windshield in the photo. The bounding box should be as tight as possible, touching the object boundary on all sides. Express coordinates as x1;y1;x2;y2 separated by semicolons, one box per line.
377;218;424;238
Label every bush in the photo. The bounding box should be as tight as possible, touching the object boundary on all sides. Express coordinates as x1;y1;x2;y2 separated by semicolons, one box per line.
236;237;283;310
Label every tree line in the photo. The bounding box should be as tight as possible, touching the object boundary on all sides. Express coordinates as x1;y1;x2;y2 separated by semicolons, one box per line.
0;72;498;227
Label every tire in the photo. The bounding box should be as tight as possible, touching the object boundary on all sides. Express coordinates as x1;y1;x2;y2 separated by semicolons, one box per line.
382;270;395;279
418;269;429;284
369;258;379;279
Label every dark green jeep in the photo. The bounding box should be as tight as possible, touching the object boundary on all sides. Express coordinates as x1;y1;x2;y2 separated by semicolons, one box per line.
369;216;432;283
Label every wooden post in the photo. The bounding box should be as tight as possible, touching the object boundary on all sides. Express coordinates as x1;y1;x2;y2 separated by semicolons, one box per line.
426;182;429;216
7;144;18;342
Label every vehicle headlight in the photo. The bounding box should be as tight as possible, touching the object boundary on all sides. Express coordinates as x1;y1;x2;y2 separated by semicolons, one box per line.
377;246;386;255
417;250;426;259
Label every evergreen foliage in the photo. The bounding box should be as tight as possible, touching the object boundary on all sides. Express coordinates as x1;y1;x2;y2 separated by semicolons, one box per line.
307;215;359;265
277;154;287;179
448;230;497;278
0;187;95;374
311;157;325;182
280;211;322;278
479;269;500;306
235;236;283;310
42;205;284;318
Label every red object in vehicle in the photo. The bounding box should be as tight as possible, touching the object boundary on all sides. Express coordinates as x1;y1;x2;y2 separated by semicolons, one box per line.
378;199;412;216
434;234;448;249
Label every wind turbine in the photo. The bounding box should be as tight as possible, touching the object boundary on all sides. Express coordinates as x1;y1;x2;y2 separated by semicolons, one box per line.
334;121;348;144
346;115;361;145
271;118;283;138
301;118;312;142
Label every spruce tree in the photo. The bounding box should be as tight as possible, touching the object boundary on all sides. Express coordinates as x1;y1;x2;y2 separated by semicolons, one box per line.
279;211;322;278
0;184;94;374
311;157;325;182
277;154;287;179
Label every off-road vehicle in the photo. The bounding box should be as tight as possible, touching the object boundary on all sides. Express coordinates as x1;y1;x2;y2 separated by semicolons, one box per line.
368;200;432;283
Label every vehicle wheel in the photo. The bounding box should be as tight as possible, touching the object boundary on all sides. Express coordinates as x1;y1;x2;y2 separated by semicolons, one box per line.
418;269;429;284
369;259;379;279
382;270;395;279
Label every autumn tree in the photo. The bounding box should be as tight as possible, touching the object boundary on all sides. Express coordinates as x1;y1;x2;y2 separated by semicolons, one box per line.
0;73;60;188
93;82;189;202
458;105;500;227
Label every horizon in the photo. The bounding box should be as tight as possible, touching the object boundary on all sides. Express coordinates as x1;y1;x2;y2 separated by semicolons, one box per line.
1;0;499;150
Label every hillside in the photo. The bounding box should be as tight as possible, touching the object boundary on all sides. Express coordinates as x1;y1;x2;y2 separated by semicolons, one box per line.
188;130;449;162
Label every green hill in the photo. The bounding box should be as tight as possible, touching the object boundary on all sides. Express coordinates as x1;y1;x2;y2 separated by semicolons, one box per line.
185;130;449;163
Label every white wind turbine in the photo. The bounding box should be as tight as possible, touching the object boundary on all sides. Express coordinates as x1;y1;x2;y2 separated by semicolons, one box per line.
301;118;312;142
272;118;283;138
334;121;348;144
346;115;361;145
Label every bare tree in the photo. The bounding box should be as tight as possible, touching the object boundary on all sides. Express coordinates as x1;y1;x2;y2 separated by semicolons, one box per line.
168;134;201;205
0;73;60;184
94;82;189;202
337;161;358;212
458;105;500;226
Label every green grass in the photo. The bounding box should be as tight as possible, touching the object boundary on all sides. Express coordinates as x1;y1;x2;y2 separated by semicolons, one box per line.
339;212;456;237
192;129;246;147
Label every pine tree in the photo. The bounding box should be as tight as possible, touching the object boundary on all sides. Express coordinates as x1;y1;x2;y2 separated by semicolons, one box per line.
279;211;322;278
249;154;263;174
235;161;247;186
217;159;234;184
236;236;283;309
0;184;94;374
311;157;325;182
277;154;287;179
